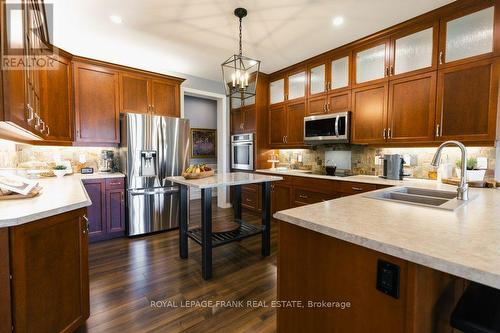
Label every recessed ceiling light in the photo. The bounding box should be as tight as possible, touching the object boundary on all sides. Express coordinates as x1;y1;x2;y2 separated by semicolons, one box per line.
110;15;123;24
332;16;344;27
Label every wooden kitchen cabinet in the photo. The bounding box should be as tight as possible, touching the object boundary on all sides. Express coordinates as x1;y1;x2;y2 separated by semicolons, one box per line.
271;184;292;220
277;222;462;333
230;108;244;134
8;208;89;333
73;61;120;144
120;73;150;114
120;73;181;117
268;101;305;147
307;53;352;115
389;22;438;78
387;71;437;143
269;69;306;105
231;105;256;134
269;104;287;145
439;3;498;68
0;229;11;333
436;58;499;143
106;187;126;238
39;52;74;143
0;0;46;139
352;83;388;144
83;177;125;242
83;179;106;242
353;39;390;87
241;184;261;212
150;78;180;117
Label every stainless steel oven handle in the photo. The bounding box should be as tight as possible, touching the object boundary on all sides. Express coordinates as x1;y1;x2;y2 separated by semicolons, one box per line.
335;115;339;137
129;187;179;196
232;142;253;146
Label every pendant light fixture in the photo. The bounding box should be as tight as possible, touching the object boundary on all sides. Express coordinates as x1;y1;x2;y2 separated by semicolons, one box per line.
221;8;260;104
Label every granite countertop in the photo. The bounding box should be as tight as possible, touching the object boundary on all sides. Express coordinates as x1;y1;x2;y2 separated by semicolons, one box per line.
167;172;282;189
0;172;125;227
271;171;500;289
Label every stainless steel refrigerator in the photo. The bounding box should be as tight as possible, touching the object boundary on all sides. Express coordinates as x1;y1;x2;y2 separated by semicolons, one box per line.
120;113;190;236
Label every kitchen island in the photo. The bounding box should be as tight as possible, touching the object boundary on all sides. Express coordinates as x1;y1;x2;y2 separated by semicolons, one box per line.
168;172;282;280
270;171;500;332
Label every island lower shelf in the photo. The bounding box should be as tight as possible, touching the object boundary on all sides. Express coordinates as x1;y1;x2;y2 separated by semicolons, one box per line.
277;221;466;333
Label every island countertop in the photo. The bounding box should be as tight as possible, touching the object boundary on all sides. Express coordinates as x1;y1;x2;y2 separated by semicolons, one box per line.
272;175;500;289
167;172;282;188
0;172;124;228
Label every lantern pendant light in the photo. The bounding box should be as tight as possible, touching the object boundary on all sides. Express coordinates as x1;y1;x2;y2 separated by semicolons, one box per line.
221;8;260;104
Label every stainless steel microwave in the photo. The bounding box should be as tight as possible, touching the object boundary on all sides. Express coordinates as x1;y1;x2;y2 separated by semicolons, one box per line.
304;112;350;144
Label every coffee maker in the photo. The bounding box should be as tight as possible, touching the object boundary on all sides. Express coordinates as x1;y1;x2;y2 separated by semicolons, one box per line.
98;150;114;173
381;154;405;180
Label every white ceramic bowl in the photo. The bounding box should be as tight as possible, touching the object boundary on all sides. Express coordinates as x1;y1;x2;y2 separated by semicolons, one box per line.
53;169;67;178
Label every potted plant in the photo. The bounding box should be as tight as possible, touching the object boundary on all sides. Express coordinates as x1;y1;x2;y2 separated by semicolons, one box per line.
53;165;68;178
455;157;486;181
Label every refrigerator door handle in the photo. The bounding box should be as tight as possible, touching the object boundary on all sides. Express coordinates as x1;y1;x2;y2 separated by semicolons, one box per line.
129;187;179;196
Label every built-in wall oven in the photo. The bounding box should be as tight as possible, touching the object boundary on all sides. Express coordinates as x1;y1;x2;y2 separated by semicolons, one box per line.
304;112;350;144
231;133;254;171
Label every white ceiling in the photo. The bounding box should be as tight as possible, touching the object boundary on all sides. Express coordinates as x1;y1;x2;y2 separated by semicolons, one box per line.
49;0;454;81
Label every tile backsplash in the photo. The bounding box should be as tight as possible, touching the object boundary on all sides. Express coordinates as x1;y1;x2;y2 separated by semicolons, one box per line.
270;144;498;180
0;140;119;172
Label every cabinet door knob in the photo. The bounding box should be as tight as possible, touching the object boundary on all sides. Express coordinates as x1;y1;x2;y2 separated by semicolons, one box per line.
385;67;390;77
439;51;444;65
436;124;440;137
390;66;394;76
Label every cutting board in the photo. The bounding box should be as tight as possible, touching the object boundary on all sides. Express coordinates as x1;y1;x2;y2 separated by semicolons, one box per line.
0;186;43;200
441;178;496;188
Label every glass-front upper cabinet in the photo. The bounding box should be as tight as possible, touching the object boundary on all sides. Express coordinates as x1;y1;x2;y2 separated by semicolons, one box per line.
231;97;241;109
441;5;495;65
309;63;326;96
331;55;350;90
244;81;256;106
270;78;285;105
354;41;389;85
393;26;435;76
287;71;306;100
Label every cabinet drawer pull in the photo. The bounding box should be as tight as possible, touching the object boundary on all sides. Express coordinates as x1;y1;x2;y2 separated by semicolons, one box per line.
82;215;89;234
439;51;443;65
388;128;392;139
351;187;364;192
383;128;387;140
246;198;253;202
299;194;308;199
108;181;122;186
390;66;394;76
436;124;440;137
385;67;390;77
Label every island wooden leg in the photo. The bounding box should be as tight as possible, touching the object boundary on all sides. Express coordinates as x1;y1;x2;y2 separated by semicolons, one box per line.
233;185;242;220
179;185;188;259
261;182;271;256
201;188;213;280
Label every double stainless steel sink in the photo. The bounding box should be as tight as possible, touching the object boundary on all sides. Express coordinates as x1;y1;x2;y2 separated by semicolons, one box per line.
365;187;470;211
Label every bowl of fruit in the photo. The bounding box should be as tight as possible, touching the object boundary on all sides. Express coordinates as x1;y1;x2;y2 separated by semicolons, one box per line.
182;164;214;179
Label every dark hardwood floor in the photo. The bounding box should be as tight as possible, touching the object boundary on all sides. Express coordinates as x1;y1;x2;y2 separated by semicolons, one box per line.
77;199;277;333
